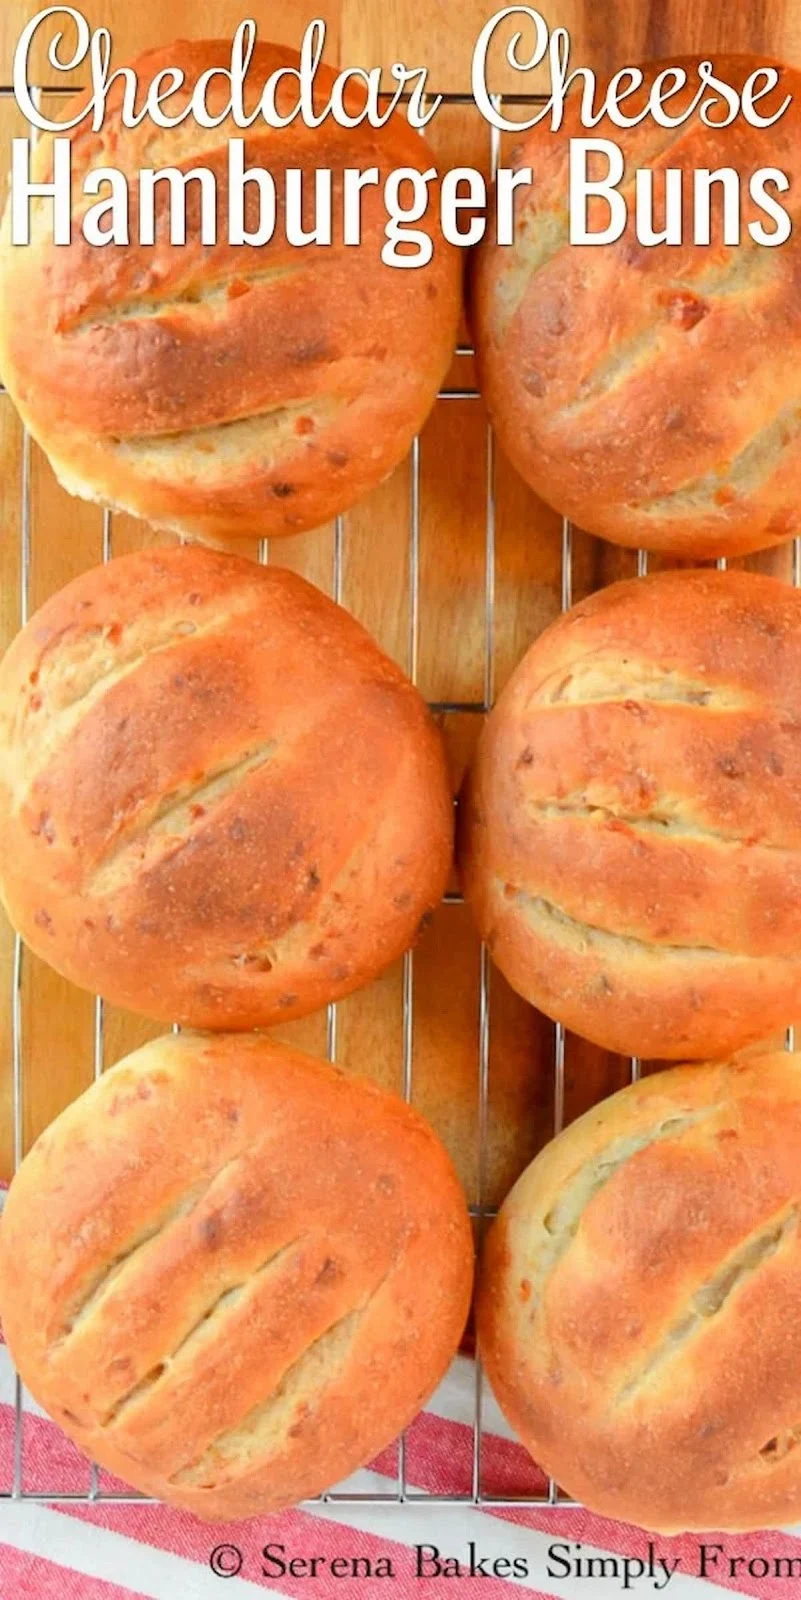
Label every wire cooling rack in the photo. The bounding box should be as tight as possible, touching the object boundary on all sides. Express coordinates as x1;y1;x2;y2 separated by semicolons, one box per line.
4;84;798;1517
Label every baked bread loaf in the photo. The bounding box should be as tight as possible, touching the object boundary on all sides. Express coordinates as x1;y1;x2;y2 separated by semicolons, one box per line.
0;544;452;1027
0;40;460;546
0;1031;473;1519
473;56;801;558
478;1050;801;1533
459;568;801;1061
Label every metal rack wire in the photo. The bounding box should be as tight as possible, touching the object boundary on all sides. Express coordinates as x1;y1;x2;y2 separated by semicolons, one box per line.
4;83;795;1519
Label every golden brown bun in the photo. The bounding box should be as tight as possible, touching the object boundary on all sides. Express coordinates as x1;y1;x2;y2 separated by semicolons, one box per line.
473;56;801;558
0;1031;473;1519
0;544;452;1027
477;1051;801;1533
0;40;461;546
459;568;801;1060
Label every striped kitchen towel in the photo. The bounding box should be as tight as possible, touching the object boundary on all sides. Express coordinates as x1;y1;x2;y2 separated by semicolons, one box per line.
1;1339;798;1600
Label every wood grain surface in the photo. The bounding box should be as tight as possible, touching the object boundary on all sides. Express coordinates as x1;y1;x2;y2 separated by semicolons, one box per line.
1;0;800;1201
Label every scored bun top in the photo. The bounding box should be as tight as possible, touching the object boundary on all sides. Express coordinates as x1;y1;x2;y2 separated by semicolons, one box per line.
0;39;461;544
478;1050;801;1533
0;1031;474;1519
459;567;801;1061
0;543;452;1028
473;55;801;558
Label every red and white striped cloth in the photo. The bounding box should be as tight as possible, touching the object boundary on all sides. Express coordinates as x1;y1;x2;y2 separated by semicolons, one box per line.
0;1166;796;1600
2;1337;800;1600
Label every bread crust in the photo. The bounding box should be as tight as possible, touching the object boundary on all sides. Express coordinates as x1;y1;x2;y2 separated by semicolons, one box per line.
477;1051;801;1533
472;56;801;558
0;544;452;1027
0;40;461;545
0;1031;474;1519
459;567;801;1059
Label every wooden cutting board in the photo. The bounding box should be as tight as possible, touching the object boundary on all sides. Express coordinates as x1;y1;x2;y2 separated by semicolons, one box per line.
2;0;800;1206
